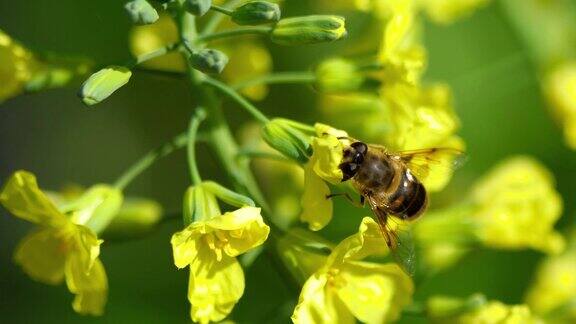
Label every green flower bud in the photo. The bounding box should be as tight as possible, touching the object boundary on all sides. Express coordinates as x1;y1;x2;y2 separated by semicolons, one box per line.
79;66;132;106
271;15;347;46
315;58;364;93
185;0;212;16
183;185;220;225
202;181;255;207
67;185;124;234
102;198;163;240
231;1;281;26
125;0;159;25
189;48;229;74
261;118;312;163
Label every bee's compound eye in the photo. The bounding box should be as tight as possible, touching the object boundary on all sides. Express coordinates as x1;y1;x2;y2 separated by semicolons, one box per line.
339;162;358;181
353;152;364;164
351;142;368;155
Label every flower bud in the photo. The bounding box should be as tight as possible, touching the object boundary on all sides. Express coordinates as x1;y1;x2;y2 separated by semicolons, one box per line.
315;58;364;93
261;118;312;163
125;0;159;25
189;48;229;74
183;185;220;225
271;15;347;46
102;198;163;240
185;0;212;16
202;181;255;207
78;66;132;106
67;185;124;234
231;1;281;26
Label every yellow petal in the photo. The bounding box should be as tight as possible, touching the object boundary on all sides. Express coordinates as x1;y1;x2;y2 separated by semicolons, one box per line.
14;228;66;285
204;206;270;257
0;170;68;227
337;262;414;323
65;255;108;316
300;163;333;231
292;273;355;324
171;226;201;269
188;247;245;324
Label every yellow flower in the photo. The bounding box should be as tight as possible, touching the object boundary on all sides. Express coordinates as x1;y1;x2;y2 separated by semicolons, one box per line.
171;206;270;323
0;29;38;102
427;295;541;324
417;0;492;24
470;156;564;254
300;124;349;231
378;0;426;86
292;217;413;324
543;61;576;149
0;171;123;315
525;247;576;319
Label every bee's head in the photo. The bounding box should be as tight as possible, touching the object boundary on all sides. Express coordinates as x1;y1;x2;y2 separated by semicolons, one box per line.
339;141;368;182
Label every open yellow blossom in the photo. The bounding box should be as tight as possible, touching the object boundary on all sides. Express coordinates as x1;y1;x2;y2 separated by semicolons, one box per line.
427;294;541;324
0;29;38;101
0;171;123;315
470;156;564;254
292;217;413;324
300;124;348;231
171;206;270;323
525;246;576;319
543;61;576;149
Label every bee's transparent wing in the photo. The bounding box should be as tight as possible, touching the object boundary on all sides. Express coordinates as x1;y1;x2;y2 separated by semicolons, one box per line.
367;196;416;276
391;147;466;189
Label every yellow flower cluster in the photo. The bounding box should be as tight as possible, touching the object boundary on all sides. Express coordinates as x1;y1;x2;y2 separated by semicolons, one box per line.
318;0;465;192
415;156;565;272
0;29;38;102
288;217;413;324
170;182;270;323
525;232;576;321
0;171;123;315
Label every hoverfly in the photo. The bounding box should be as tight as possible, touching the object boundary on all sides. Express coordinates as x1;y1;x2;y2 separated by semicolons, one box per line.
336;138;464;275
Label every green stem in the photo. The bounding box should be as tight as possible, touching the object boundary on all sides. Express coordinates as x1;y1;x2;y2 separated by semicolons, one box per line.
130;43;180;67
178;11;270;213
196;26;272;43
203;76;270;124
203;0;244;35
113;133;188;190
236;149;291;163
210;5;233;16
232;71;317;90
187;108;207;185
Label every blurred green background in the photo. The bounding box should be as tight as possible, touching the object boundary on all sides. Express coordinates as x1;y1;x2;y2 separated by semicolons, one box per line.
1;1;575;323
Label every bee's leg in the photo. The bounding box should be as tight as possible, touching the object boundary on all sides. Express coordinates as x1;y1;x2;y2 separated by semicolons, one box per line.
326;193;365;208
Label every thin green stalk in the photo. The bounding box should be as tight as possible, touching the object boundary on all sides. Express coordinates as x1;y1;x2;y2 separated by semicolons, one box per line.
236;149;291;163
203;0;244;35
196;26;272;43
210;5;233;16
203;76;270;124
232;72;317;90
130;43;180;67
113;133;188;190
178;11;270;213
187;108;207;185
